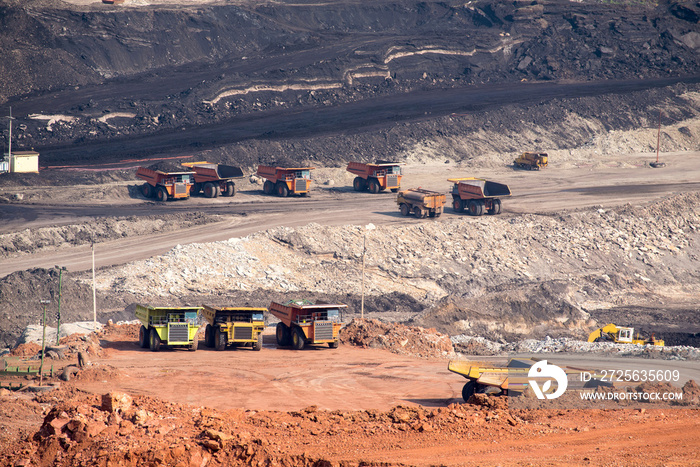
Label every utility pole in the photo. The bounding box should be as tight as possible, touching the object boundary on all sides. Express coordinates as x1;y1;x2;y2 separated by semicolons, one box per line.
650;110;666;168
92;243;97;324
55;266;66;345
6;107;14;165
361;233;366;319
39;299;50;386
360;224;375;319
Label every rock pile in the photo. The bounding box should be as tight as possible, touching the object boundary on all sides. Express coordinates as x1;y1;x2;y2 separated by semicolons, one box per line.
451;334;700;361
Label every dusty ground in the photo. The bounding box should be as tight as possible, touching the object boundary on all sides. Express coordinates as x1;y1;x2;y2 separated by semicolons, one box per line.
0;323;699;466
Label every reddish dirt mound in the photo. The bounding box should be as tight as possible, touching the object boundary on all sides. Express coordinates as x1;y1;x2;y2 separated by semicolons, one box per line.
99;322;139;341
681;380;700;405
340;318;453;358
9;342;41;357
1;388;699;467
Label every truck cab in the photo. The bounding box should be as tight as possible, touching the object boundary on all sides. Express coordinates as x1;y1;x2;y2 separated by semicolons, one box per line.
347;161;403;193
257;165;315;197
202;305;267;351
135;305;202;351
269;300;347;350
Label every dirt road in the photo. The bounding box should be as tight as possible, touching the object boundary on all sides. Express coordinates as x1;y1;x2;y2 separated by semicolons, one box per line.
78;329;700;412
80;330;463;411
2;151;698;277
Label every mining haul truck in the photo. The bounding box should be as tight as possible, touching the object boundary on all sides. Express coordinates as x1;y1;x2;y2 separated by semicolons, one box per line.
346;161;403;193
270;300;347;350
135;305;202;352
396;188;446;218
182;161;244;198
513;152;548;170
448;358;613;401
202;305;267;351
449;177;511;216
137;166;196;202
588;323;664;346
257;165;314;197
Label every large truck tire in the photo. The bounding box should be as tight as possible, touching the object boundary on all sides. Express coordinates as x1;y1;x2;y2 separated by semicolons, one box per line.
190;337;198;351
141;183;154;198
453;198;464;212
468;200;484;216
328;340;339;349
204;324;214;348
138;325;149;348
204;182;217;198
253;333;263;351
224;182;235;197
276;322;291;346
149;328;161;352
400;203;411;216
155;186;168;202
353;177;366;191
462;381;476;402
489;198;502;215
276;181;289;197
368;178;380;194
292;327;305;350
413;206;427;219
215;327;227;351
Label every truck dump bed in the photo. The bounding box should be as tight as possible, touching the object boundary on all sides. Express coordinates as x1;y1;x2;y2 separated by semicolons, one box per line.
136;166;195;184
182;162;244;181
346;161;402;176
448;358;614;400
269;301;347;326
448;178;511;199
201;306;267;325
256;165;315;180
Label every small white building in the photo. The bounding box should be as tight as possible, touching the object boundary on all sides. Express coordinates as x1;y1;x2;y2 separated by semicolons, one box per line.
8;150;39;173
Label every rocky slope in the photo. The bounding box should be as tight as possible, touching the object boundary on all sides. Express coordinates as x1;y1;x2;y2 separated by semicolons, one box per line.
80;192;699;343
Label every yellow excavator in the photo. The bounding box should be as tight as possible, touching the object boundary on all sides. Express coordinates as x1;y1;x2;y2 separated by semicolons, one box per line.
588;323;664;346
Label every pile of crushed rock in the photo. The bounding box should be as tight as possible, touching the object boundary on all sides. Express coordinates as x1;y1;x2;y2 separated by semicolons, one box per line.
88;192;700;341
451;334;700;361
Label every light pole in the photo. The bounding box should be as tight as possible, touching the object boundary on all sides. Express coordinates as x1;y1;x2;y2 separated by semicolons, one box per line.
360;223;375;319
39;299;50;386
6;107;14;166
54;266;67;345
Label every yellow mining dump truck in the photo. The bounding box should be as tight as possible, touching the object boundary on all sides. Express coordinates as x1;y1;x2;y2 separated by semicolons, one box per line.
135;305;202;352
448;358;611;401
202;305;267;351
396;188;446;218
270;299;347;350
588;323;664;346
514;152;548;170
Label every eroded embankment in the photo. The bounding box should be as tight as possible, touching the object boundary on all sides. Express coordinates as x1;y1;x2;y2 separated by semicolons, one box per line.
83;192;700;341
